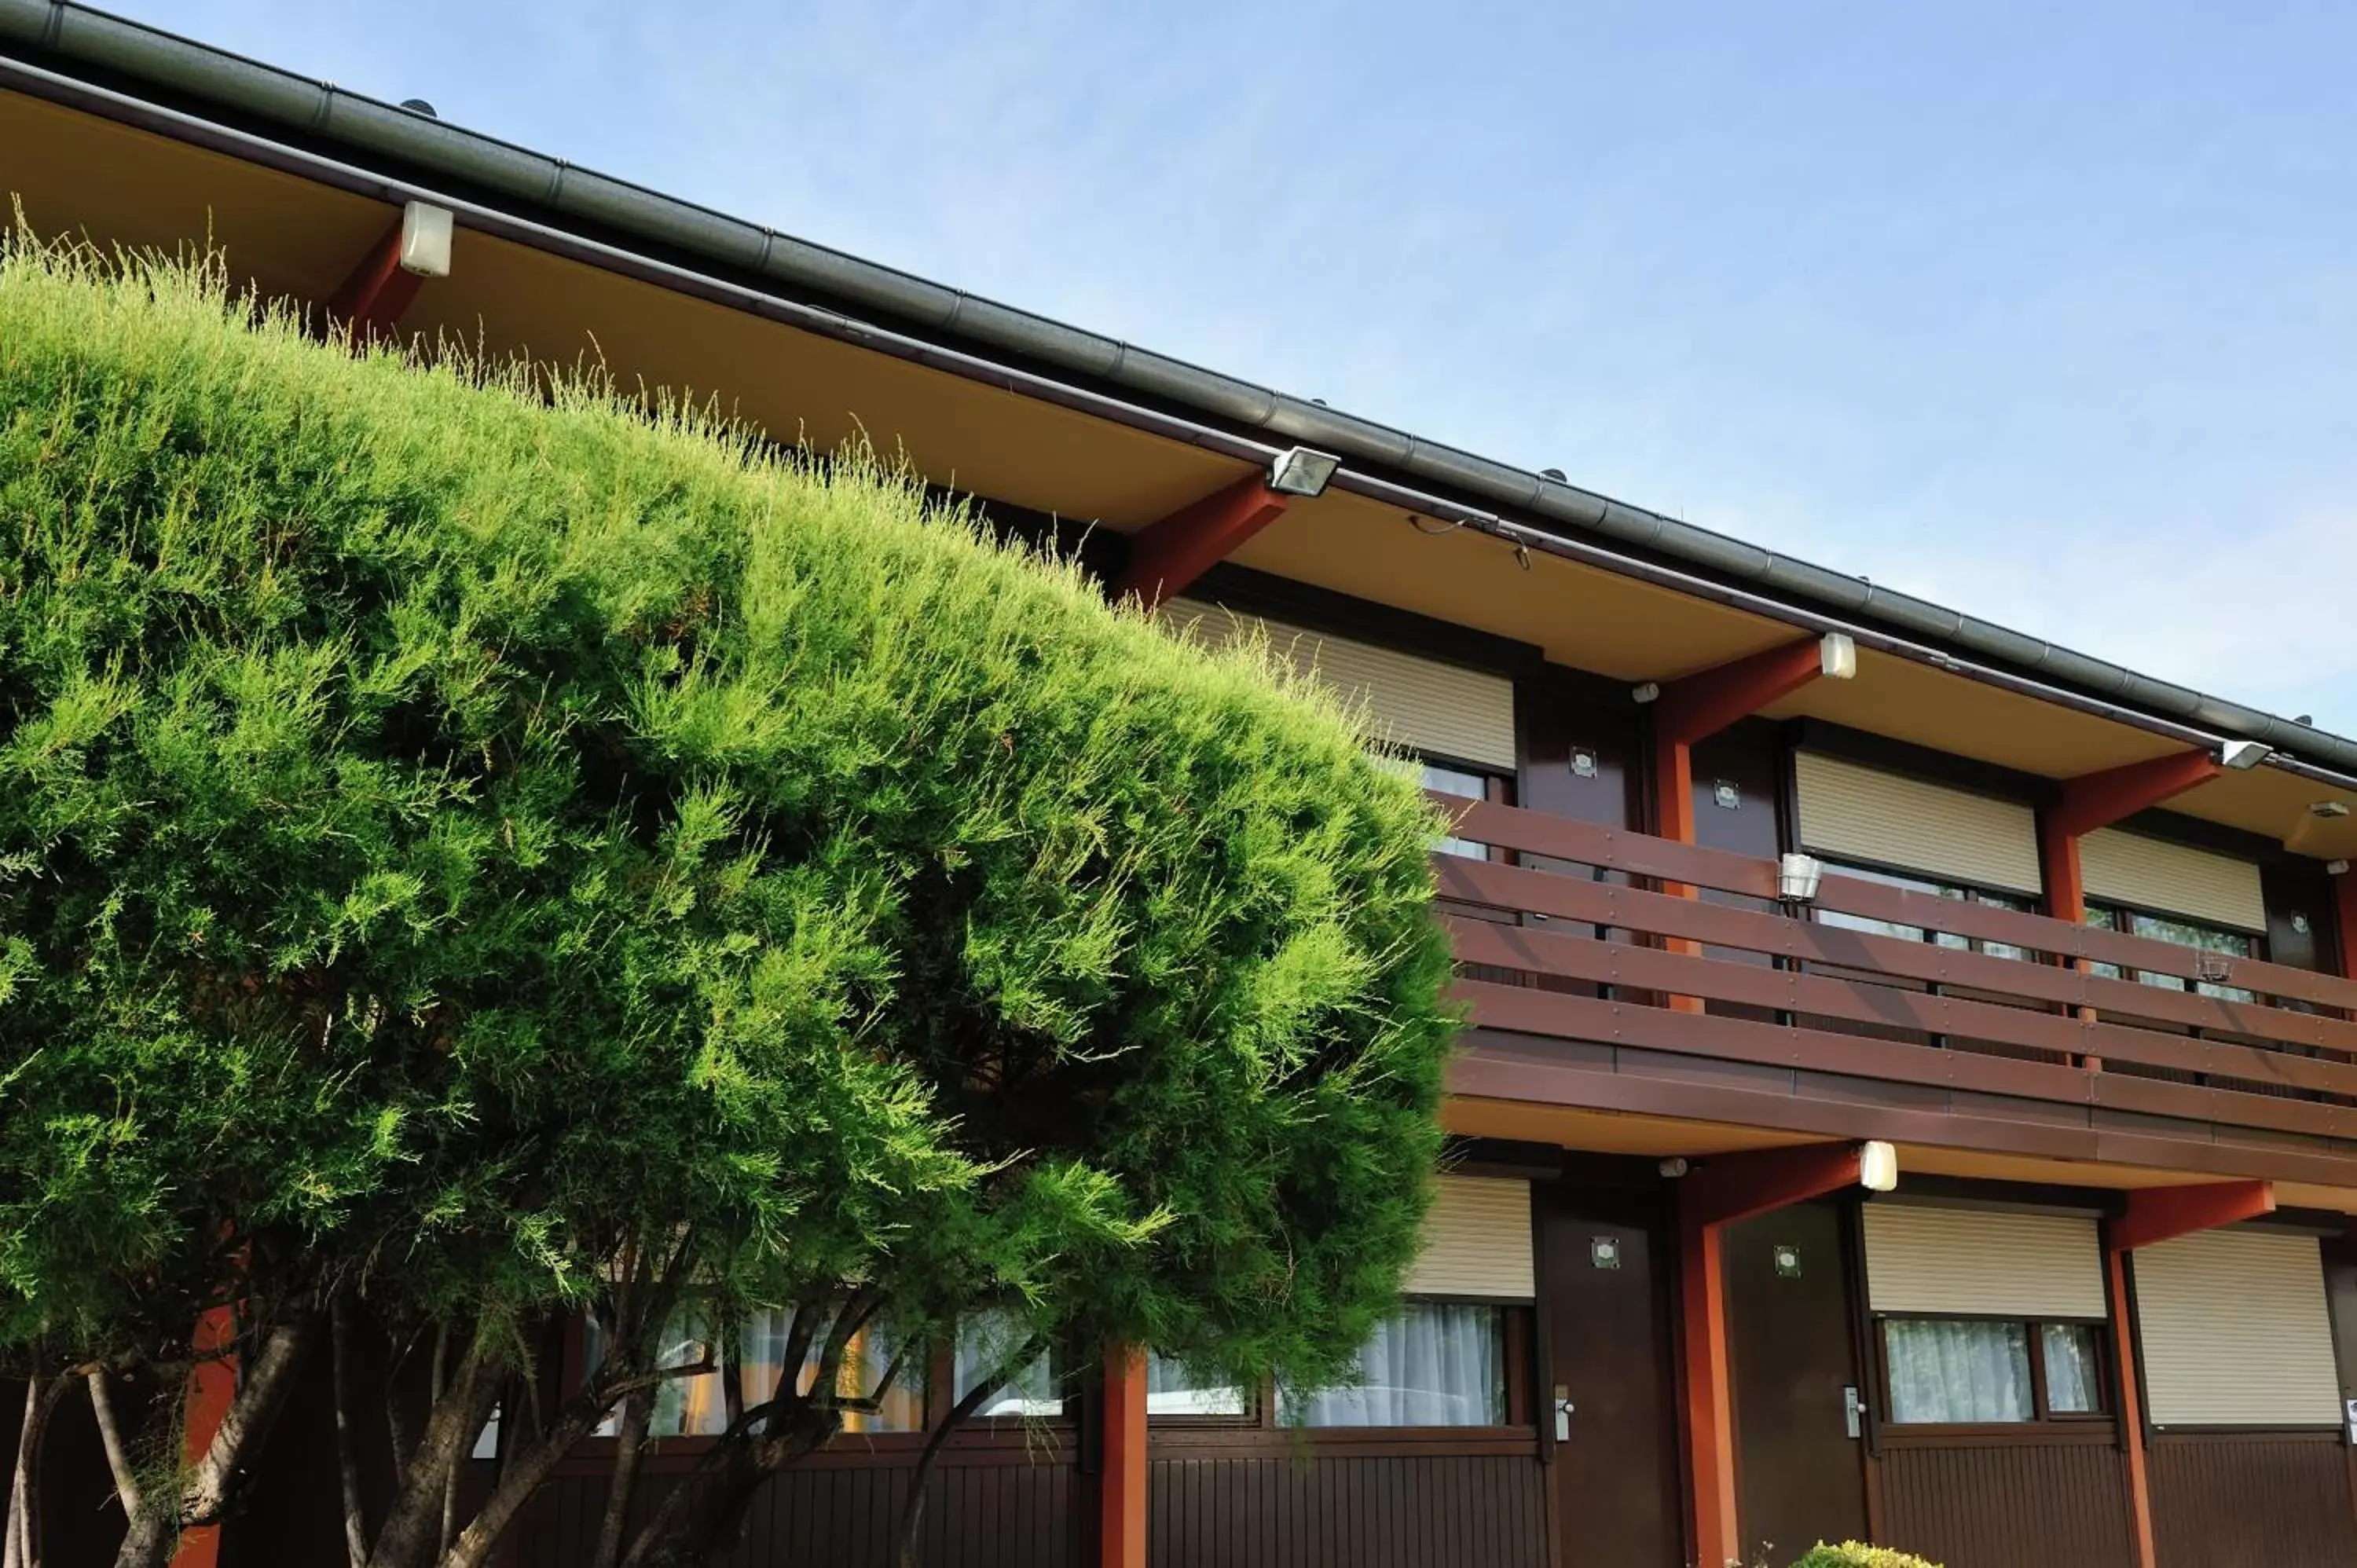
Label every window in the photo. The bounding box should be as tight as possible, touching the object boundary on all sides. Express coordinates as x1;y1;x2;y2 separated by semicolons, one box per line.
1420;761;1497;859
1146;1351;1249;1417
2084;905;2258;1002
1881;1316;2107;1426
953;1310;1061;1418
1816;863;2034;959
584;1306;925;1438
1277;1302;1506;1427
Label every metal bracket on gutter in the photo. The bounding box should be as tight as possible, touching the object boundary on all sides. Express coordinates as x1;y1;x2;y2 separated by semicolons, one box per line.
5;40;2355;800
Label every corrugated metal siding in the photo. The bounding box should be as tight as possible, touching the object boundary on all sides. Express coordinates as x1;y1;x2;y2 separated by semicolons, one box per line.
1793;752;2044;895
1149;1454;1550;1568
2080;828;2266;933
1862;1205;2106;1318
1407;1177;1534;1300
2135;1229;2341;1427
1162;599;1517;771
2150;1433;2357;1568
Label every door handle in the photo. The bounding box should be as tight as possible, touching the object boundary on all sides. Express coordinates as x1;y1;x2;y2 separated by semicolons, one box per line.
1843;1384;1865;1439
1553;1383;1574;1441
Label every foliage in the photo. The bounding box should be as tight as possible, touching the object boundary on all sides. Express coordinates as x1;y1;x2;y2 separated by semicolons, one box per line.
1787;1543;1945;1568
0;233;1459;1563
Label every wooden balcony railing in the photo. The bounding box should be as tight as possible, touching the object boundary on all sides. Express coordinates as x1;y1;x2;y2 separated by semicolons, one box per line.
1430;795;2357;1178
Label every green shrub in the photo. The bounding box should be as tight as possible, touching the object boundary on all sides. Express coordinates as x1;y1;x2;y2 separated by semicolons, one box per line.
0;233;1462;1562
1789;1543;1945;1568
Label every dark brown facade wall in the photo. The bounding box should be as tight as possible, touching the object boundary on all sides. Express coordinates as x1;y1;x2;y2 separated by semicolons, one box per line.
1147;1453;1548;1568
2150;1433;2357;1568
1877;1442;2136;1568
510;1458;1082;1568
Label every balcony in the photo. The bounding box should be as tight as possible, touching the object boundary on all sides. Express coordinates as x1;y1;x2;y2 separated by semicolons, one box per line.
1431;796;2357;1192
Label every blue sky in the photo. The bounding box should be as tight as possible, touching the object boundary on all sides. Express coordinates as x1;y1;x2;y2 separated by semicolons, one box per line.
114;0;2357;731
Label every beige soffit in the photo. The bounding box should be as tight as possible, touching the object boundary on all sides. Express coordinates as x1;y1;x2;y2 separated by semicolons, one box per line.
1405;1176;1535;1300
1162;599;1517;771
1794;752;2044;896
2080;828;2267;934
1863;1204;2107;1319
2135;1228;2341;1428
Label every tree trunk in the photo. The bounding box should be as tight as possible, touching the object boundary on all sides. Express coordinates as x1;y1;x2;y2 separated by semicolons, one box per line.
363;1336;497;1568
114;1313;317;1568
5;1372;65;1568
588;1386;650;1568
331;1293;370;1568
893;1337;1042;1568
86;1370;142;1522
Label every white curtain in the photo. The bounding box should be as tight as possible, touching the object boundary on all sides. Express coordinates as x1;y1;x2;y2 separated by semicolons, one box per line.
592;1305;923;1437
1280;1303;1504;1427
1882;1319;2032;1423
1146;1351;1246;1416
2041;1323;2099;1413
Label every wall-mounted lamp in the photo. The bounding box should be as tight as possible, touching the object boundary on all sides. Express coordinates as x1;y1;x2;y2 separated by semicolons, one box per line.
1658;1156;1691;1178
398;201;454;278
1858;1140;1899;1192
1779;852;1825;903
1266;446;1340;498
1631;682;1662;705
2220;739;2271;771
2311;801;2351;819
1818;632;1858;681
2332;859;2352;877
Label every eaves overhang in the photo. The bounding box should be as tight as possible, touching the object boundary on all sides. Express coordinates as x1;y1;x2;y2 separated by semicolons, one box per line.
2;0;2352;787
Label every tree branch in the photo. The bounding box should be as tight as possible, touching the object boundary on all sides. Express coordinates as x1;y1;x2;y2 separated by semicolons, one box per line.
330;1292;369;1568
894;1335;1045;1568
86;1368;142;1521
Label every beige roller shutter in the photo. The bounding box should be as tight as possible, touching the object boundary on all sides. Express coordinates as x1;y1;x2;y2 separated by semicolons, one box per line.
2080;829;2265;933
1405;1175;1534;1299
1793;753;2043;896
2136;1229;2341;1427
1863;1204;2106;1318
1163;599;1517;770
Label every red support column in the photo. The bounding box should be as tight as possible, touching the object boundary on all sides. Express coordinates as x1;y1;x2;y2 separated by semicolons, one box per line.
1675;1142;1885;1568
1113;475;1290;609
2036;749;2221;1067
1648;636;1841;1013
1098;1343;1148;1568
2102;1181;2275;1568
171;1302;239;1568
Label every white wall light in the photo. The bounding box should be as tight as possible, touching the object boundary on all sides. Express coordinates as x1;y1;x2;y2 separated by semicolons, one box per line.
2219;739;2271;771
1857;1140;1899;1192
1266;446;1340;497
1818;632;1858;681
1779;852;1824;903
398;201;455;278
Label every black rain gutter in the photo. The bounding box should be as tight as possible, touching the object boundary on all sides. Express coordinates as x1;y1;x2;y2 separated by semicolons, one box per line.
5;0;2355;797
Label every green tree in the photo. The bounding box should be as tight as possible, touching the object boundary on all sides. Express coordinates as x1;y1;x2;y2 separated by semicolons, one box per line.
0;236;1458;1568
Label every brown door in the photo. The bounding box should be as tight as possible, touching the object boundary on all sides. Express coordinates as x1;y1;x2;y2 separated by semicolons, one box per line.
1542;1186;1682;1568
1727;1200;1869;1563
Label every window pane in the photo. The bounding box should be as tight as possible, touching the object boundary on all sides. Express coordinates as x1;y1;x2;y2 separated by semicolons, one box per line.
1277;1302;1506;1427
1816;862;1928;943
1882;1319;2033;1423
1421;763;1490;859
2128;912;2257;1002
589;1305;923;1437
2041;1323;2102;1414
1147;1351;1247;1416
955;1310;1061;1417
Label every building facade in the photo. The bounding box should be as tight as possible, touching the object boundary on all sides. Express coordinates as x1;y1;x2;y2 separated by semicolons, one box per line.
7;5;2357;1566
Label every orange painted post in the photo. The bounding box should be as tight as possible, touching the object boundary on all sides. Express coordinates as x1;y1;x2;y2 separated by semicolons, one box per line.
1651;731;1706;1012
2104;1241;2158;1568
1098;1343;1148;1568
1679;1214;1738;1568
171;1302;239;1568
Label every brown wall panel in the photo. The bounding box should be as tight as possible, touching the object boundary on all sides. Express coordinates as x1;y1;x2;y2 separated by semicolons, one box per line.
510;1456;1081;1568
2150;1431;2357;1568
1877;1440;2135;1568
1147;1453;1548;1568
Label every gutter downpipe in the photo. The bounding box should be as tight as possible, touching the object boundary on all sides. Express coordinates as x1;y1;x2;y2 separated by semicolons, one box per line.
4;31;2355;799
